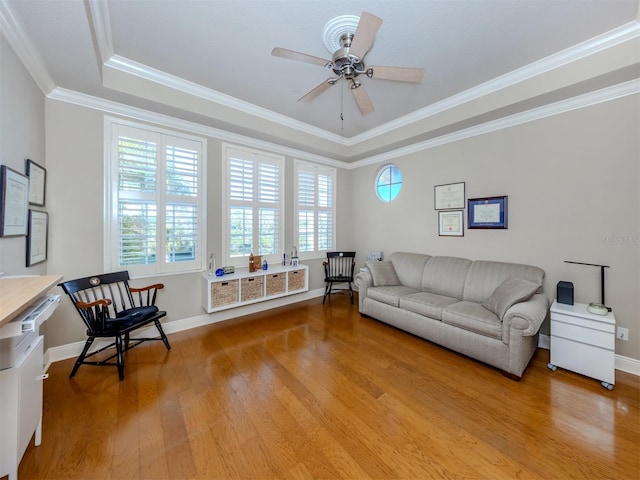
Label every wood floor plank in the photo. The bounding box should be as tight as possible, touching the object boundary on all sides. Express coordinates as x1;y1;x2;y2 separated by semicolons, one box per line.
16;296;640;480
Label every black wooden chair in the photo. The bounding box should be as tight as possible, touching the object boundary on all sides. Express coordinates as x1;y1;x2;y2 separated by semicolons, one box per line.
322;251;356;304
59;271;171;381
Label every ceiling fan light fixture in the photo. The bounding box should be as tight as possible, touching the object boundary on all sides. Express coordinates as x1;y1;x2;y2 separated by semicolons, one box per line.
322;15;360;53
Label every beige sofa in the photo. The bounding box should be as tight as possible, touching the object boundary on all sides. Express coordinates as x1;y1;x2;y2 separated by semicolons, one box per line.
354;252;549;379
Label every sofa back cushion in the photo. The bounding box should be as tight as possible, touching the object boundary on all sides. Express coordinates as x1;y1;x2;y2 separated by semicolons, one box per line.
463;260;544;303
422;256;472;299
389;252;431;289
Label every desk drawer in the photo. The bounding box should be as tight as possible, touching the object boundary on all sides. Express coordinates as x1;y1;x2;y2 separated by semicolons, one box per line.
551;318;614;350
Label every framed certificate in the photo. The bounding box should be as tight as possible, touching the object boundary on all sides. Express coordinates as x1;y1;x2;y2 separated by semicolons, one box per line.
0;165;29;237
468;196;508;229
434;182;465;210
26;159;46;206
27;210;49;266
438;210;464;236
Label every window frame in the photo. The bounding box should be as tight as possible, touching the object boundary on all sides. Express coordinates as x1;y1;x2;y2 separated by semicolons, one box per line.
293;159;336;261
104;117;206;278
375;163;403;203
222;143;285;267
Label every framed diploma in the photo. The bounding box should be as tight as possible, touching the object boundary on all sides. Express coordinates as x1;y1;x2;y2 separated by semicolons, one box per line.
438;210;464;236
434;182;465;210
26;159;46;206
468;196;508;229
0;165;30;237
27;210;49;266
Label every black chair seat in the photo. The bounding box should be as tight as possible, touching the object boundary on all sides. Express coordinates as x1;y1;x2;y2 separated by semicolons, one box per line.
59;271;171;381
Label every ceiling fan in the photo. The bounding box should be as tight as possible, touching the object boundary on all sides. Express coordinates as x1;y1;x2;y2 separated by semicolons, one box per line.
272;11;425;115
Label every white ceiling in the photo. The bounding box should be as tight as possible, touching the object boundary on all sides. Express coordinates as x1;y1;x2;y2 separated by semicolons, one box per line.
2;0;639;162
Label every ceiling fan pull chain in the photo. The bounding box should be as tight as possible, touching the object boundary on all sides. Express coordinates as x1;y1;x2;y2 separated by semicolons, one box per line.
340;79;344;132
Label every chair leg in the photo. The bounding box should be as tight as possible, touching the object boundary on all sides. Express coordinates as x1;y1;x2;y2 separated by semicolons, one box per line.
70;337;94;378
155;320;171;350
322;282;332;304
115;334;125;381
348;282;354;304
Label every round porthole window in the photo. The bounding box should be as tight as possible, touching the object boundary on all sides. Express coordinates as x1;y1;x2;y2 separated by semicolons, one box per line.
375;164;403;202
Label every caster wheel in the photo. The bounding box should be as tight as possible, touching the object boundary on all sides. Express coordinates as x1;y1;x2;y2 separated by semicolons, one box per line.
547;363;557;372
601;381;614;390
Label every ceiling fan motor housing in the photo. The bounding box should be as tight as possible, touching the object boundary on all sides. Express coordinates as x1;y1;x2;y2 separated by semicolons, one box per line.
332;33;365;79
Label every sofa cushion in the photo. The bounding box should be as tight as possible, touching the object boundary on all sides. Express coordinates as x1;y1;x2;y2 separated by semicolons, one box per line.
389;252;431;289
481;277;540;319
463;260;544;303
442;301;502;339
366;261;400;286
422;256;472;299
367;285;421;307
400;292;459;320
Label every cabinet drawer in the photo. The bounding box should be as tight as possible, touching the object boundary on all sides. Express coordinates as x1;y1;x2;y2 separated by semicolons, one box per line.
288;269;305;291
241;276;264;301
550;335;614;384
551;319;614;350
265;273;286;296
211;280;238;307
551;311;614;334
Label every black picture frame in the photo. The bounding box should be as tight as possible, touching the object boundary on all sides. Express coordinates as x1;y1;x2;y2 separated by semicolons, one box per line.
26;209;49;266
434;181;465;210
468;196;508;229
26;159;46;207
438;210;464;236
0;165;30;237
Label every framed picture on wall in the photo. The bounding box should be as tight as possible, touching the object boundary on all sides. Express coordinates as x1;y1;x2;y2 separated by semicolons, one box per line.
26;210;49;266
438;210;464;236
26;159;46;207
0;165;29;237
468;196;508;229
434;182;465;210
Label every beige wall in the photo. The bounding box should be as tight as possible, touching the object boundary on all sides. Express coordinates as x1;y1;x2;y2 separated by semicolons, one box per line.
350;96;639;359
0;35;46;276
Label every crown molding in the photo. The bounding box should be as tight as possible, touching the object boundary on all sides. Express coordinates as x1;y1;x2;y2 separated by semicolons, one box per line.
86;0;113;63
104;55;348;146
47;87;346;169
347;20;640;147
0;0;54;94
348;79;640;170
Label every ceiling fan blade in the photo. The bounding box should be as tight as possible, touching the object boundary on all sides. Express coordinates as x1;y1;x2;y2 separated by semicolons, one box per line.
271;47;332;68
349;11;383;60
369;66;425;83
351;83;374;115
298;79;334;102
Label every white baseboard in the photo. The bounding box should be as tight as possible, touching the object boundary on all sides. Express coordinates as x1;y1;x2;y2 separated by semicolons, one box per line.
538;333;640;376
45;294;639;379
45;288;325;369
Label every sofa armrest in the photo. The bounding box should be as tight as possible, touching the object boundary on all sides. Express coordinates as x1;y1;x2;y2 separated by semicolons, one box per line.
503;293;549;336
354;269;373;292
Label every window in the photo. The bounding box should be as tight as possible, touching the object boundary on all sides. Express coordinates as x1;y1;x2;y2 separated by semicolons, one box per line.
375;164;402;202
105;119;205;276
294;160;336;259
223;144;284;265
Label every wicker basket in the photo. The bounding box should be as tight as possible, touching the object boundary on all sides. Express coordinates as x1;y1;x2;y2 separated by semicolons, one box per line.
287;269;305;291
265;273;286;296
211;279;238;307
241;276;264;301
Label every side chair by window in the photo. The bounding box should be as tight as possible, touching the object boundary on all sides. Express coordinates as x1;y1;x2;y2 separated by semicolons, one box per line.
322;251;356;304
59;271;171;381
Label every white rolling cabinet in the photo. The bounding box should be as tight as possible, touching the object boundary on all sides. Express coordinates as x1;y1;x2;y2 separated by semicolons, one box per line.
0;335;45;480
548;300;616;390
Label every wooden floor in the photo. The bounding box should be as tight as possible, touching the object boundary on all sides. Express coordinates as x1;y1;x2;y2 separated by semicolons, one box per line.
18;295;640;480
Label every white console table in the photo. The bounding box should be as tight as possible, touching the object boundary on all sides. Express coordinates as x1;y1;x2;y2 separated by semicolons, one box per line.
548;300;616;390
0;274;62;480
201;265;308;313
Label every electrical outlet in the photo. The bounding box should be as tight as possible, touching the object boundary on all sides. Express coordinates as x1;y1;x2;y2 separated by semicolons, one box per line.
617;327;629;341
